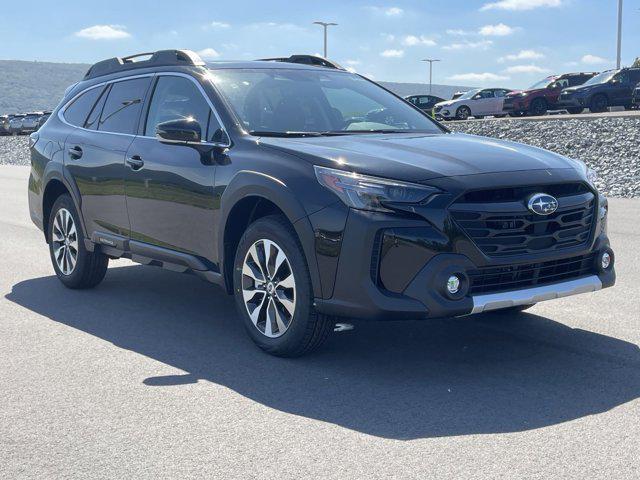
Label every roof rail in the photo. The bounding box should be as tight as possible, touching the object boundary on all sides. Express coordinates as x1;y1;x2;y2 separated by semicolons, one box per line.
84;49;205;80
256;54;345;70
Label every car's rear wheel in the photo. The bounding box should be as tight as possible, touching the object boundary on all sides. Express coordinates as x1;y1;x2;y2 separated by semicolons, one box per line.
590;94;608;113
529;98;548;116
48;194;108;289
456;106;471;120
566;107;583;114
234;215;332;357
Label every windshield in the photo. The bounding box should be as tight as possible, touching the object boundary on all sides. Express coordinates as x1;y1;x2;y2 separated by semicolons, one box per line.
527;77;554;90
457;89;481;100
208;68;443;135
582;70;616;86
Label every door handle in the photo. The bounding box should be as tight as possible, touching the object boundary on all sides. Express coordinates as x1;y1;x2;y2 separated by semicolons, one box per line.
126;155;144;170
67;145;83;160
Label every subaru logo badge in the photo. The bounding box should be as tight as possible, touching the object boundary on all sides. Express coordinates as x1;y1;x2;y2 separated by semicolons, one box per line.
527;193;558;215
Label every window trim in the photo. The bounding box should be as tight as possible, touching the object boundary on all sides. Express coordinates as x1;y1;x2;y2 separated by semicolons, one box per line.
58;71;230;146
142;73;223;142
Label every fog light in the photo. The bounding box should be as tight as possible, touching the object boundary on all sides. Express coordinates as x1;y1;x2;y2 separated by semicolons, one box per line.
447;275;461;295
601;252;611;270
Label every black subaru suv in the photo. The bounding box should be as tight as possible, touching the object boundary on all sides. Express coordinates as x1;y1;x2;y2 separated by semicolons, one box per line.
28;50;615;356
558;67;640;113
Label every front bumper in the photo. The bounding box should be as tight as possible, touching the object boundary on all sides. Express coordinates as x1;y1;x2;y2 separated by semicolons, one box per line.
312;175;615;321
557;96;587;108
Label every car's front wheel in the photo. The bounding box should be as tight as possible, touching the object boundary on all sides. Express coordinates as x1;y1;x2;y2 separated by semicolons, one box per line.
456;106;471;120
48;194;109;289
233;215;332;357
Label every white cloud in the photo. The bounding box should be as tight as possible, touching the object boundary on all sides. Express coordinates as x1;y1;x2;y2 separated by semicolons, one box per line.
446;29;473;36
197;48;221;60
75;25;131;40
382;33;396;42
479;23;515;36
448;72;510;83
380;49;404;58
503;64;550;74
582;54;609;65
443;40;493;51
498;49;545;63
206;21;230;29
402;35;437;47
480;0;563;11
385;7;404;16
344;59;361;66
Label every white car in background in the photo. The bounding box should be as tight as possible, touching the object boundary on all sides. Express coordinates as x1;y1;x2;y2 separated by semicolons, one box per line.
434;88;512;120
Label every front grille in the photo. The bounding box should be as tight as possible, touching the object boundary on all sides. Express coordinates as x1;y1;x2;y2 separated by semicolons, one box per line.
467;253;596;295
451;185;596;257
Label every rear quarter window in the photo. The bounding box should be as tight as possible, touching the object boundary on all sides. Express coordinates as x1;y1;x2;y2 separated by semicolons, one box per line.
98;78;151;134
63;87;104;127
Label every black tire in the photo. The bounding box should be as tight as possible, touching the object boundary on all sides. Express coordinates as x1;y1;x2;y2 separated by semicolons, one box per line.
494;114;507;118
233;215;332;357
456;106;471;120
48;194;108;289
566;107;583;114
589;94;608;113
529;98;547;116
508;111;525;117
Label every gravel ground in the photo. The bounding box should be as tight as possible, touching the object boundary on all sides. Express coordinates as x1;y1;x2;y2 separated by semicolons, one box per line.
3;116;639;197
449;117;640;198
0;135;29;166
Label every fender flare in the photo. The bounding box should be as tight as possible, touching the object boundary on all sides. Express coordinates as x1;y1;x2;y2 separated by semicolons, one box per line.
41;161;87;241
218;170;323;298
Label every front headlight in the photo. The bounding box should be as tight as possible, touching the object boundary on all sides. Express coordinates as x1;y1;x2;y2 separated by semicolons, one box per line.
314;166;438;213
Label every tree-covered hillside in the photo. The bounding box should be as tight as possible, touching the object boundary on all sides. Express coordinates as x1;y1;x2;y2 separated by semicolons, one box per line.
0;60;89;114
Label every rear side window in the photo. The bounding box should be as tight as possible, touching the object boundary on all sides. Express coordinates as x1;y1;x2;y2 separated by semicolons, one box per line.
64;87;104;127
144;76;212;138
98;78;150;134
85;85;110;130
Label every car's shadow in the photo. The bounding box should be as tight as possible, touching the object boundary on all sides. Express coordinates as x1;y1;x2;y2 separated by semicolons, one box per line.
6;264;640;440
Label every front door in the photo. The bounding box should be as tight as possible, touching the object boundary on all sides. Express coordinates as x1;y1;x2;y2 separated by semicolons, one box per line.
124;74;221;264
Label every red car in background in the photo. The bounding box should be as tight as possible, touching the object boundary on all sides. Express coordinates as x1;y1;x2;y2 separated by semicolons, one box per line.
503;72;597;116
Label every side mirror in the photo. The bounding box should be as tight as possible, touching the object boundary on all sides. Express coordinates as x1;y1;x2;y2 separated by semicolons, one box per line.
156;118;202;144
472;94;482;100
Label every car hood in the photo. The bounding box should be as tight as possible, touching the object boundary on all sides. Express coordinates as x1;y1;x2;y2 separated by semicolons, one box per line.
258;132;577;182
507;88;544;97
434;100;457;108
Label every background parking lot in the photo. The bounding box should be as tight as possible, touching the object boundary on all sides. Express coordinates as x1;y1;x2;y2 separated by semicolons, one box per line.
1;164;638;478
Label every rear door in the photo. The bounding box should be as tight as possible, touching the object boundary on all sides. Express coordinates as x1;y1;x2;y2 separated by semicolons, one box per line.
123;73;221;264
64;76;152;240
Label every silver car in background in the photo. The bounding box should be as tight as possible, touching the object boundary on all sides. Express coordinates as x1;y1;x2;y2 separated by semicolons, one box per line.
20;112;43;133
434;88;512;120
8;114;25;134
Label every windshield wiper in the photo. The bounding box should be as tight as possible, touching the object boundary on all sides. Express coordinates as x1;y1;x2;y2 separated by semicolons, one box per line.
249;130;325;137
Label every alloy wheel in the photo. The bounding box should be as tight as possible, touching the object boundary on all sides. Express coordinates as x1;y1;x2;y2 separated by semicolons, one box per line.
52;208;78;275
241;239;296;338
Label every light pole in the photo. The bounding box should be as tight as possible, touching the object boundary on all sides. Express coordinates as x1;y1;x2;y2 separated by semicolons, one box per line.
616;0;623;68
421;59;440;94
313;21;338;58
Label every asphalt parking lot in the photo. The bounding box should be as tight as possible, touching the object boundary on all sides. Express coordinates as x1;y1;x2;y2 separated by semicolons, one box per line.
1;165;638;479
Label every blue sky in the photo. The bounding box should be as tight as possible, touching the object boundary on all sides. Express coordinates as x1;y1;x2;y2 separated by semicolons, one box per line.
1;0;638;88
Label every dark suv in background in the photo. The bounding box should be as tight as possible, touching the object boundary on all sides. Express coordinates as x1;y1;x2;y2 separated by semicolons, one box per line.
503;72;597;116
632;82;640;108
559;67;640;113
405;94;445;114
29;50;615;357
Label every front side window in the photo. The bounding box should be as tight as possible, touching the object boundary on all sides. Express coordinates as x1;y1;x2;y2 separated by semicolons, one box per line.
145;76;216;139
98;78;150;134
64;86;105;127
209;68;443;135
